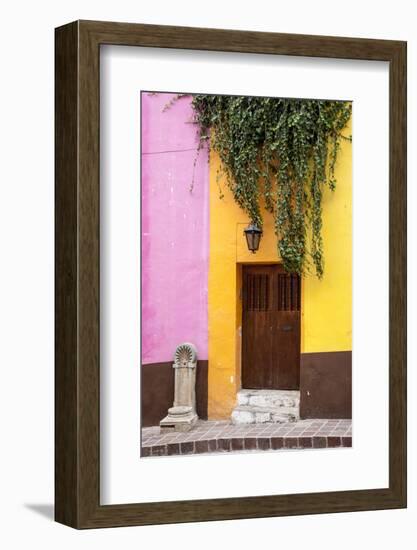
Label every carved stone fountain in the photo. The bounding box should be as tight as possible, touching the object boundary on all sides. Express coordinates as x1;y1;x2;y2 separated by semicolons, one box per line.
160;343;198;433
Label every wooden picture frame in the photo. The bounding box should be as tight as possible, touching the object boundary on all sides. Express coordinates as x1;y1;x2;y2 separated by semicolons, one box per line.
55;20;407;528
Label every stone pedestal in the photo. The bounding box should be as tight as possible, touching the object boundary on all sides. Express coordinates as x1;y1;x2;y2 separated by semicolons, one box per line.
160;343;198;433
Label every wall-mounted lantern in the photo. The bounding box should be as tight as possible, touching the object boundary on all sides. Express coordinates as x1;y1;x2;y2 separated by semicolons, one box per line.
244;223;262;253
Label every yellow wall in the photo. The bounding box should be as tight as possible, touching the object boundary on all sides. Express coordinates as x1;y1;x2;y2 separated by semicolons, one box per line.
302;130;352;353
208;120;352;419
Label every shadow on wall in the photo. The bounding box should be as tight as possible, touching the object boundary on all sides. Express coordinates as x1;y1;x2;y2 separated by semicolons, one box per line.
24;504;54;521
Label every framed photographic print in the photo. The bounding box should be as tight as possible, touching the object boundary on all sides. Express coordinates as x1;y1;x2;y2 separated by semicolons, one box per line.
55;20;406;528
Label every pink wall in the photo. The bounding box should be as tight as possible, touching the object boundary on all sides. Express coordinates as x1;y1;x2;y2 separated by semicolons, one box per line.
141;93;209;364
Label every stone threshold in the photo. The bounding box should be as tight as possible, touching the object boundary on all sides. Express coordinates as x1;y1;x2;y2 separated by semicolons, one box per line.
141;418;352;457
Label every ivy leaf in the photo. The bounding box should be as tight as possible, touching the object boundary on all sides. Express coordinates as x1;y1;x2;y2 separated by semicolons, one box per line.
166;93;352;278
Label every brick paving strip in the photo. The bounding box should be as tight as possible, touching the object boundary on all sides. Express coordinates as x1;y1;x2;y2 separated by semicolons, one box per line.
141;419;352;457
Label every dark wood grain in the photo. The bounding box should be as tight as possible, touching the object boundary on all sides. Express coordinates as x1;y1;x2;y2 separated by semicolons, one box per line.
242;265;300;390
388;39;407;510
55;21;79;527
55;20;407;529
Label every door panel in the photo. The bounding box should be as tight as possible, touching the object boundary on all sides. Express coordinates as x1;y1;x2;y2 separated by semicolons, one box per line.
242;265;300;390
271;310;300;389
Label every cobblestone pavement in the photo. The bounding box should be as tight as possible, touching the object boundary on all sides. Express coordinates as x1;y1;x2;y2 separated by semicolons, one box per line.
141;418;352;457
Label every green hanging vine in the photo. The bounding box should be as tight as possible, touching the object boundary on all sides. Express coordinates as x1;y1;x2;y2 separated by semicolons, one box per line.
166;94;351;278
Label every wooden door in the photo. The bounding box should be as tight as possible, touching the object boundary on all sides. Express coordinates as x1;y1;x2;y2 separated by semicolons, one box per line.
242;265;301;390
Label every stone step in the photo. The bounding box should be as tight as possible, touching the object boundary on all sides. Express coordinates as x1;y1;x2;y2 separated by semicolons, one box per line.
237;389;300;409
231;389;300;425
231;405;299;424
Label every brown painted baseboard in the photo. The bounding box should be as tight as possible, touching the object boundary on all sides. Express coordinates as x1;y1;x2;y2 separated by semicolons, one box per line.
300;351;352;419
141;360;208;427
142;353;350;425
